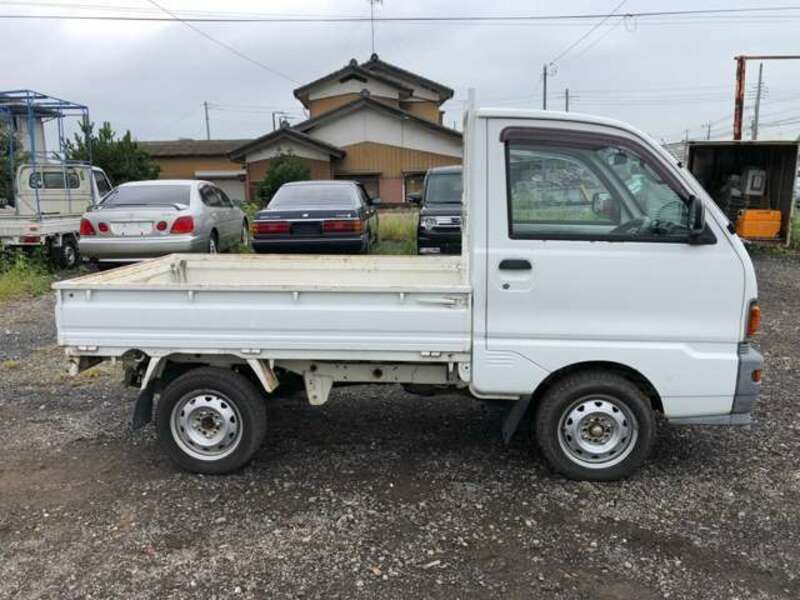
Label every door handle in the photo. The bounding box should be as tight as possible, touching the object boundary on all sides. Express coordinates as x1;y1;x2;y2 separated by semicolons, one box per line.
499;259;532;271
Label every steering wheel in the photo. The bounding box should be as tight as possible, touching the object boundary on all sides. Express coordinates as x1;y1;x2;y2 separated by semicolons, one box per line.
609;216;651;236
654;200;687;224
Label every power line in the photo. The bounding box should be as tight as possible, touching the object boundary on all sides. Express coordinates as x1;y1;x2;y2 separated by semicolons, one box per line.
549;0;627;65
2;6;800;23
144;0;298;84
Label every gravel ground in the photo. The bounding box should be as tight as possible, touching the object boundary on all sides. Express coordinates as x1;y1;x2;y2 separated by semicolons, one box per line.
1;253;798;600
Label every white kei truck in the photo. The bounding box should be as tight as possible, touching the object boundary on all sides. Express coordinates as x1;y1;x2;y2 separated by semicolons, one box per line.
1;163;112;267
53;105;764;481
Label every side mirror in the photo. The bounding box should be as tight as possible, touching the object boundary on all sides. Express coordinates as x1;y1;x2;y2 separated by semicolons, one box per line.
406;192;422;205
592;191;620;223
370;196;382;206
687;195;706;237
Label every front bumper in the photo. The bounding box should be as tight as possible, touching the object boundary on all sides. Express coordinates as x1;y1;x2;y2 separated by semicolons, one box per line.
669;343;763;426
79;235;206;260
417;229;462;255
252;234;367;254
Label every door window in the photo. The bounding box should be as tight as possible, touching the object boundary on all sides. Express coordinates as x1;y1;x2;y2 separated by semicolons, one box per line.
506;142;690;241
94;172;112;196
200;186;222;207
217;188;234;207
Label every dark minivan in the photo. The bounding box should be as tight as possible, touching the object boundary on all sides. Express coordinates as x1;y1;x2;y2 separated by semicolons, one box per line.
414;165;463;255
251;181;379;254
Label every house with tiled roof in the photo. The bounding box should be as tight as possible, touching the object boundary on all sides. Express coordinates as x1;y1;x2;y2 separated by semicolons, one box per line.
138;138;249;202
230;54;462;203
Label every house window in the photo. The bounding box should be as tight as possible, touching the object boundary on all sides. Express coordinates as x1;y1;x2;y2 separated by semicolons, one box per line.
337;174;380;199
403;172;425;201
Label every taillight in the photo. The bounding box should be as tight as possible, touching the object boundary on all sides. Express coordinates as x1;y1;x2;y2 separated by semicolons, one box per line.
79;218;96;236
253;221;290;234
156;221;167;231
98;222;109;233
170;215;195;234
746;302;761;338
323;219;363;233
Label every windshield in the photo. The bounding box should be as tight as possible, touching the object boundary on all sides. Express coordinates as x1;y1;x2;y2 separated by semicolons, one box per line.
425;172;462;204
269;185;358;210
101;185;191;207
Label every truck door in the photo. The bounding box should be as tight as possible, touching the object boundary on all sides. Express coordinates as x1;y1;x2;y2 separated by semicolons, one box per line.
472;119;745;416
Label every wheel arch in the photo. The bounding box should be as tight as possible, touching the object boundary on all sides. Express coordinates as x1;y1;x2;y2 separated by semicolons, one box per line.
531;361;664;414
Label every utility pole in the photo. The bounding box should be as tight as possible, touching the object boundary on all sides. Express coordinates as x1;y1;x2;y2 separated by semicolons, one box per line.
564;88;570;112
542;64;548;110
203;101;211;141
752;62;764;140
706;121;712;140
732;54;800;140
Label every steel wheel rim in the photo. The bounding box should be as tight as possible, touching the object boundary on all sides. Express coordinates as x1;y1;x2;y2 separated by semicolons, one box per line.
64;245;77;267
557;394;638;469
241;224;249;245
208;237;217;254
170;391;243;461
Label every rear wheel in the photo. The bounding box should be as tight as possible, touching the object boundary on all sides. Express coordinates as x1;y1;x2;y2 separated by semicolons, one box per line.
207;231;218;254
52;235;79;269
240;221;249;246
534;370;656;481
155;367;267;474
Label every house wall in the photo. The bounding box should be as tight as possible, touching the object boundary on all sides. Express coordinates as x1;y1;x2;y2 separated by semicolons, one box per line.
13;116;46;155
152;156;242;179
307;107;462;159
308;77;401;102
246;139;332;162
309;94;399;117
332;142;461;203
400;100;441;123
245;157;333;202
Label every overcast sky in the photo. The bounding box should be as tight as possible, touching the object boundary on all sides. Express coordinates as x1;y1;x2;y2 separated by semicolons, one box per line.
2;0;799;146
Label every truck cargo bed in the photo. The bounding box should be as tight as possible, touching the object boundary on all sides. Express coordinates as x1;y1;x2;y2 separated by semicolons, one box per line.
54;254;472;362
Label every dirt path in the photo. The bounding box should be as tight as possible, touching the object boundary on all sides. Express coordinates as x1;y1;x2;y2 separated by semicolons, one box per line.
1;254;799;599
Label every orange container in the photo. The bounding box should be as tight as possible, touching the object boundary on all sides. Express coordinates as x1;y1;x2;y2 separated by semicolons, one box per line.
736;209;782;239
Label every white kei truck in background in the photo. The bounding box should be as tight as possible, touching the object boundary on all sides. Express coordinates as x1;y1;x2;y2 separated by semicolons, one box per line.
0;163;112;267
53;104;764;481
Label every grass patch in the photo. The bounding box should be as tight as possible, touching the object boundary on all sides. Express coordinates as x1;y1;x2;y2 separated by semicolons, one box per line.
379;211;418;242
791;216;800;251
0;251;54;302
375;211;418;255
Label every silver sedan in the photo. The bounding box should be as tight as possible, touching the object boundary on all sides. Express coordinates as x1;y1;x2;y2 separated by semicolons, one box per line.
78;180;248;265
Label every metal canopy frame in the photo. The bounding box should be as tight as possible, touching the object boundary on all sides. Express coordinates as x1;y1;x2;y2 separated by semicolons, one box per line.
0;89;93;218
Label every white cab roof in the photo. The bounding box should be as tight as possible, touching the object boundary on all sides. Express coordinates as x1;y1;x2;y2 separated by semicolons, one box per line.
475;107;653;142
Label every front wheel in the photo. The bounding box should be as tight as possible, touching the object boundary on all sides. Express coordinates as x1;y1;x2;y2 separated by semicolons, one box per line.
534;370;656;481
155;367;267;474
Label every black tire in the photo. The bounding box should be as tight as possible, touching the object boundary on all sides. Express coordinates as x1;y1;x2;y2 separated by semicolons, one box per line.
207;231;219;254
155;367;267;474
534;370;656;481
53;235;79;269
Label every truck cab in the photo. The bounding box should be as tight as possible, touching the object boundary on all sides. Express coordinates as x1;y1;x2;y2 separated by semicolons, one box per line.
416;165;463;255
8;163;110;215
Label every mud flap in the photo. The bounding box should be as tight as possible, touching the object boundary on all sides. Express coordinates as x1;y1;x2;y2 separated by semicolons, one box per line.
128;384;156;431
502;397;531;444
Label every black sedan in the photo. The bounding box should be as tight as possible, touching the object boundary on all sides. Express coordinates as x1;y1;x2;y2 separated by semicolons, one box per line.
251;181;379;254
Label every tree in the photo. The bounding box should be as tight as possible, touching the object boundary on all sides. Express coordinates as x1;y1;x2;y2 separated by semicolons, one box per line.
255;151;310;206
0;122;27;205
65;121;159;185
